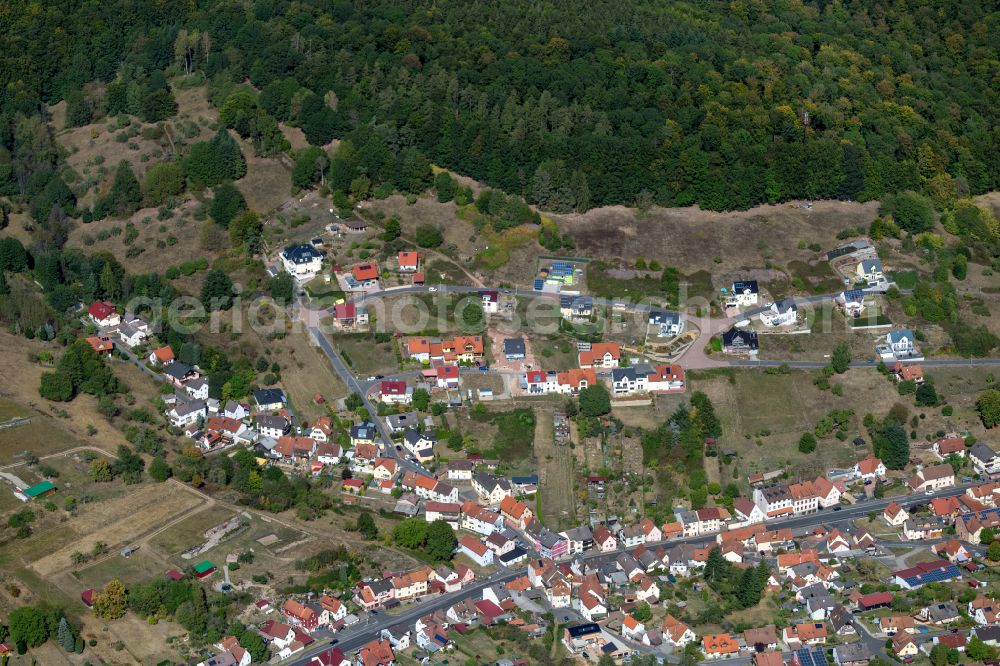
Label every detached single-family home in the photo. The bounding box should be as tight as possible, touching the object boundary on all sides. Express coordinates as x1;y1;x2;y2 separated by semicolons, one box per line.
857;258;883;284
894;362;924;385
349;263;380;290
472;473;512;504
397;251;419;273
907;463;955;492
88;301;121;328
649;309;683;337
702;633;740;659
882;329;918;359
933;435;965;459
117;321;148;348
722;327;759;356
839;289;866;316
883;502;908;526
436;365;460;389
149;346;175;366
167;400;206;428
728;280;760;307
379;380;412;405
578;342;621;369
971;443;1000;476
86;335;114;356
334;302;368;328
458;535;494;567
253;388;287;412
759;299;798;327
854;456;886;482
480;290;499;313
280;244;323;280
503;338;526;361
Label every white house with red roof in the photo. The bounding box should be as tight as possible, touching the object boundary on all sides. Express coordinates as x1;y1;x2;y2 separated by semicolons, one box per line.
884;502;908;526
379;380;413;404
436;365;460;389
934;436;967;459
88;301;120;328
333;302;368;328
397;251;419;273
854;456;886;482
459;535;494;566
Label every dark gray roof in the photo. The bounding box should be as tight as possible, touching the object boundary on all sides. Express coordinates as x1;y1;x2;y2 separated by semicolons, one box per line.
503;338;526;356
281;243;323;264
732;280;759;294
722;327;759;349
648;309;679;325
253;388;286;406
971;442;998;461
164;362;193;379
255;415;288;430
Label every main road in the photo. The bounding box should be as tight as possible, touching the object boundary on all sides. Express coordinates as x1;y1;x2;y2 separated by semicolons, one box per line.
283;482;977;664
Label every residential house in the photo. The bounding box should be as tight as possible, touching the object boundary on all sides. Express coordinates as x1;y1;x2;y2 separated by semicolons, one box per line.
255;415;290;439
760;299;798;327
754;484;794;518
424;501;461;528
436;365;460;389
907;463;956;492
88;301;121;327
556;368;597;393
164;361;199;387
971;443;1000;476
349;263;380;290
356;639;394;666
783;623;827;647
883;502;908;526
186;377;209;400
117;321;148;348
447;460;474;481
280;244;323;280
621;615;648;644
894;362;924;385
472;473;513;504
703;634;740;659
883;329;917;359
559;294;593;320
460;501;502;536
503;338;526;360
86;335;114;356
379;380;412;405
283;599;318;630
349;421;378;445
619;524;646;548
956;508;1000;543
918;601;960;625
318;595;347;624
578;342;621;369
745;626;780;652
167;400;206;428
479;290;499;314
728;280;760;307
857;258;883;283
839;289;866;316
722;327;759;356
593;526;618;552
397;251;419;273
649;309;683;336
933;435;966;459
149;346;175;366
253;388;287;412
499;496;533;530
459;535;494;567
402;428;435;463
524;519;568;560
733;497;767;526
662;615;696;648
835;643;872;666
932;539;972;563
854;456;886;482
334;303;368;328
891;634;918;659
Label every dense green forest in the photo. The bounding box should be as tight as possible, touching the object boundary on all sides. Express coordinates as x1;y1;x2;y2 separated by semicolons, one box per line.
0;0;998;214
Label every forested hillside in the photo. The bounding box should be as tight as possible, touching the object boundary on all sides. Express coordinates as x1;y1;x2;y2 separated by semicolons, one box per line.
0;0;998;213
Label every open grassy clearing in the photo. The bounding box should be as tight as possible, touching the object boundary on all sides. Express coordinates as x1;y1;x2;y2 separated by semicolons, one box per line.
330;333;400;379
271;328;350;421
534;409;575;530
30;482;207;577
0;333;131;455
691;365;996;489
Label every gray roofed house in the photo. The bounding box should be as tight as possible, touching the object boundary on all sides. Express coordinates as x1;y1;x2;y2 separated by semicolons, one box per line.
254;414;290;436
648;309;682;336
253;388;286;410
164;361;196;383
828;605;856;635
722;327;759;354
834;641;872;666
503;338;526;360
281;243;323;265
970;442;1000;474
920;601;960;625
974;625;1000;646
386;412;419;433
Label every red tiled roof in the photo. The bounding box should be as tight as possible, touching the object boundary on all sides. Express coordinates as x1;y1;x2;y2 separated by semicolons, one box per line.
88;301;116;320
352;263;379;281
335;303;356;320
